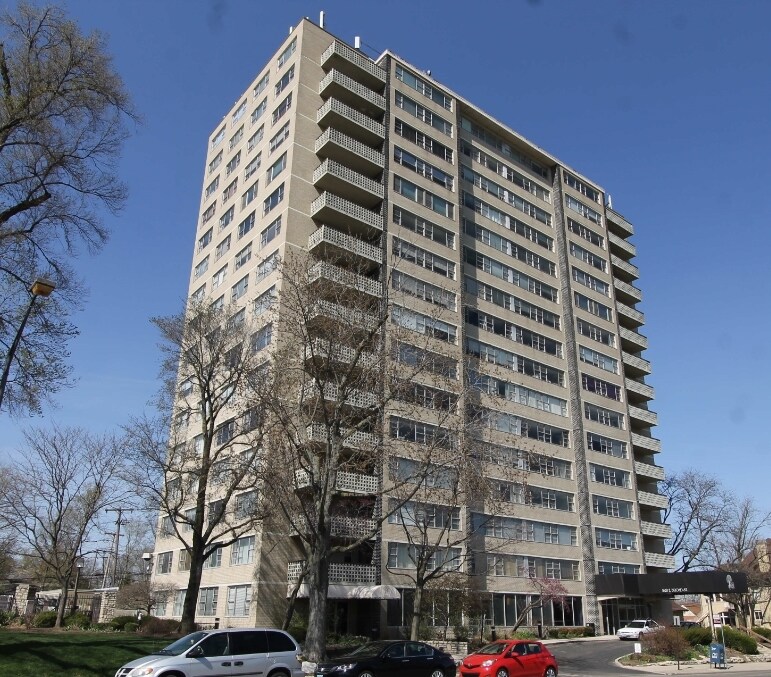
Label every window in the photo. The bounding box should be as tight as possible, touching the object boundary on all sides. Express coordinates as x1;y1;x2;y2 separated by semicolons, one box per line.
572;267;609;296
394;118;454;163
266;152;287;182
577;318;615;347
544;525;560;544
393;342;458;380
464;219;553;277
585;403;624;429
208;151;222;174
389;417;456;450
235;490;257;519
545;561;562;579
229;126;243;150
242;182;258;208
226;151;241;176
394;175;454;218
222;178;238;202
465;337;565;387
231;100;247;125
392;271;456;311
253;286;276;317
247;128;264;154
595;528;637;551
468;369;567;416
593;496;633;519
275;65;294;96
211;295;224;311
212;265;227;288
395;64;452;110
587;432;628;458
215;235;231;259
160;516;173;537
582;373;622;401
245;154;262;181
197;587;218;616
256;251;279;282
394;92;452;136
460;117;549;178
211;127;225;148
392;305;457;344
156;551;172;574
463;247;558;302
252;323;272;351
172;589;186;616
579;345;618;373
201;202;216;225
178;549;191;572
231;536;255;565
203;545;222;569
231;275;248;301
598;562;639;575
194;256;209;278
197;228;213;252
205;176;220;199
566;194;602;225
253;71;269;98
590;463;630;488
190;285;205;303
570;242;607;272
568;218;604;249
277;37;296;68
393;147;454;190
251;98;267;125
393;237;455;278
260;216;281;247
263;183;284;215
465;307;562;357
237;212;255;239
271;93;292;125
465;277;560;329
227;584;252;617
220;206;235;229
235;244;252;270
564;172;601;203
269;122;290;152
392;206;454;248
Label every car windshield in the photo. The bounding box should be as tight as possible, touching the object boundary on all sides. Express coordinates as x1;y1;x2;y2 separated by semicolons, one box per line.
154;631;209;656
349;641;392;657
626;621;646;629
476;643;508;655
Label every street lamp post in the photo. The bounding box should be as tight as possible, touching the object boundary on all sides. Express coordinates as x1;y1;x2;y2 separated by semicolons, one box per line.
0;278;56;412
71;557;84;615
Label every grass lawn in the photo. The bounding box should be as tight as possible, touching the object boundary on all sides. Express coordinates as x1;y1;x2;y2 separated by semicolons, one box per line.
0;629;176;677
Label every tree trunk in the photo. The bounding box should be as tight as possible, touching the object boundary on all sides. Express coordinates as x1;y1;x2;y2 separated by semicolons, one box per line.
181;561;203;633
283;574;305;631
54;576;70;628
304;549;330;661
410;583;424;640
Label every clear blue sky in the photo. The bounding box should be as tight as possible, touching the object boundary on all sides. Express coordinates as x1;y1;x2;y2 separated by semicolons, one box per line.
1;0;769;518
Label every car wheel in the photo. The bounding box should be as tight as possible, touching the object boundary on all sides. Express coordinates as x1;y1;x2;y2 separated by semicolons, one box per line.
495;668;508;677
429;670;445;677
359;671;375;677
544;668;557;677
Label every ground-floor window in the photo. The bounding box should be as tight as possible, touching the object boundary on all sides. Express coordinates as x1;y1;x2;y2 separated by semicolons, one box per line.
490;593;583;627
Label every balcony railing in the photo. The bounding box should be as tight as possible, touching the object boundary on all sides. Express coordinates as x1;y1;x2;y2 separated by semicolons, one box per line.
638;490;669;510
303;338;376;370
300;382;379;410
313;159;384;207
295;468;378;495
321;40;386;88
634;460;666;481
307;299;380;332
306;422;379;450
640;521;673;539
288;560;378;584
317;98;385;145
625;378;654;400
631;432;661;453
629;404;658;426
617;302;645;327
609;232;636;258
319;69;386;114
311;191;384;236
309;260;383;297
622;351;651;375
308;225;383;268
644;551;675;569
611;254;639;280
331;516;377;539
614;278;642;303
619;326;649;351
315;128;384;174
606;207;635;237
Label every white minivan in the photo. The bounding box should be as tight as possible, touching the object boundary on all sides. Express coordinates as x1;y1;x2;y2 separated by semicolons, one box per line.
115;627;304;677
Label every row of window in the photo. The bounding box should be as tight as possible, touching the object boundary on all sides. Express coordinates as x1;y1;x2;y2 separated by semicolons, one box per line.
395;91;453;137
155;585;252;618
472;513;577;546
395;64;453;110
465;277;560;330
392;304;457;344
468;369;567;417
464;247;558;302
476;442;572;479
393;205;455;249
563;171;601;204
394;146;454;190
465;307;563;358
466;337;565;387
463;219;555;276
469;404;569;447
394;175;454;219
391;270;457;311
156;535;255;575
394;118;454;164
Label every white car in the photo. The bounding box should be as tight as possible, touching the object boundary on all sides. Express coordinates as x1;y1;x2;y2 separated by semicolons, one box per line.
617;619;661;640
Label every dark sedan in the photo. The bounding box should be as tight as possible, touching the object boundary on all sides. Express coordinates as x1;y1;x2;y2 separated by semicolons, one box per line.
316;640;457;677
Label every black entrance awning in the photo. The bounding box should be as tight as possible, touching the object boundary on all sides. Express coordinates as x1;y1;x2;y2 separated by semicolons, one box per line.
595;571;748;597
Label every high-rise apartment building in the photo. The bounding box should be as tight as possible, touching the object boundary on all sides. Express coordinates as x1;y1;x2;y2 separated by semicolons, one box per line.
150;17;673;636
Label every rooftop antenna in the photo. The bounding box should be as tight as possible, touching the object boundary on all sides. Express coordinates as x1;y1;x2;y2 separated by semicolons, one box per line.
607;194;613;209
354;36;361;50
319;11;325;29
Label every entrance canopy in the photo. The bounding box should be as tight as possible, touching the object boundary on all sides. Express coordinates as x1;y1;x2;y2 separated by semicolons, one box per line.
291;584;400;599
596;571;748;597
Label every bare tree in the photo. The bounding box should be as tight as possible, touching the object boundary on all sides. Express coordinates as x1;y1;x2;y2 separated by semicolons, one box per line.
507;577;569;632
663;469;729;572
0;425;129;626
125;300;273;633
0;3;137;415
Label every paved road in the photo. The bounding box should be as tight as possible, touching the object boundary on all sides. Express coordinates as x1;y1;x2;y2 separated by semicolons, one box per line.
547;637;653;676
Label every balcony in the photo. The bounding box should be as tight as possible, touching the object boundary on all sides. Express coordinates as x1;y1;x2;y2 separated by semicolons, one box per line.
622;351;651;376
631;432;661;454
634;460;666;481
617;302;645;328
315;128;384;175
611;254;639;282
317;98;385;145
644;551;675;569
629;404;658;427
638;490;669;510
619;326;648;352
300;382;379;411
319;69;386;116
308;297;380;330
321;40;386;89
308;225;382;272
640;521;672;539
313;159;384;207
306;422;379;450
609;232;636;259
311;191;383;238
614;278;642;304
288;560;378;584
625;378;655;401
295;468;378;495
606;207;635;237
331;515;377;539
303;338;377;370
309;260;383;297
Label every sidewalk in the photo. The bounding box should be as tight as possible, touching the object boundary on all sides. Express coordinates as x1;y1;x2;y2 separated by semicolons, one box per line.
620;659;771;675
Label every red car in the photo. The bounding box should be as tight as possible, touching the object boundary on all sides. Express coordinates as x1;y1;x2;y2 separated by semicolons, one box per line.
460;640;558;677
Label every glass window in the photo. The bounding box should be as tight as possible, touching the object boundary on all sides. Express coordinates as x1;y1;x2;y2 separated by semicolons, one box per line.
230;536;255;565
227;584;252;617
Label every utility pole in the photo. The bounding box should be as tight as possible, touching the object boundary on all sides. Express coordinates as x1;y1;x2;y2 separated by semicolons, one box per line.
105;507;134;587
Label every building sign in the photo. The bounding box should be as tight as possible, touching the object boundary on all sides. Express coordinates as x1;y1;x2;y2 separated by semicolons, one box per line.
595;571;748;597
